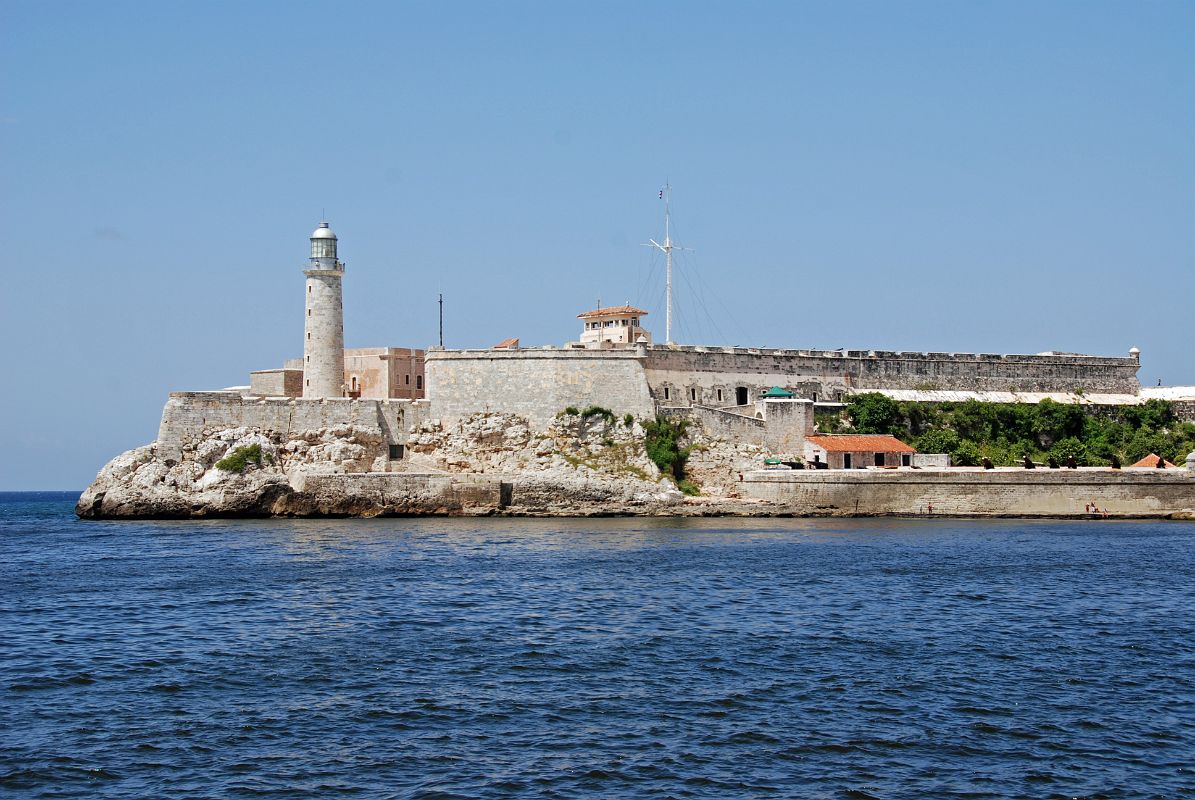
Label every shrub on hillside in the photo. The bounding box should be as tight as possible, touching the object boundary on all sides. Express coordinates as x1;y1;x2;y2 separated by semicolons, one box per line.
216;443;264;473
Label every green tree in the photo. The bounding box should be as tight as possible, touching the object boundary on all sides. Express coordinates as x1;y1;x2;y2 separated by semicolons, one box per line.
952;400;999;442
915;429;959;455
1050;437;1088;466
1032;399;1086;449
846;393;902;434
643;415;693;488
1123;399;1174;431
953;441;982;467
1125;428;1171;463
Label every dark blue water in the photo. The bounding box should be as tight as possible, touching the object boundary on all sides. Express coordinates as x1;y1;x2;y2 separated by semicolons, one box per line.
1;493;1193;798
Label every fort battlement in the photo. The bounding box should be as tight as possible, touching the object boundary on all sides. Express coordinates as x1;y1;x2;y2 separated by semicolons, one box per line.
155;391;430;461
643;344;1140;405
422;342;1142;427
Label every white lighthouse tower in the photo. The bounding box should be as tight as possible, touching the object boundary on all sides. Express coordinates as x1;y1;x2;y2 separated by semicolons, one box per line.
302;221;345;398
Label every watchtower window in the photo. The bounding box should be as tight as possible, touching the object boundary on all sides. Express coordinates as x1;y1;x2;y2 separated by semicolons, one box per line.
416;376;422;390
736;386;748;405
663;387;671;401
717;389;724;403
690;388;697;401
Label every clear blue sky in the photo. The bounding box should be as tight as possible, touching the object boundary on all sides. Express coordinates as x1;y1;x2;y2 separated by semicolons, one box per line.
2;0;1192;490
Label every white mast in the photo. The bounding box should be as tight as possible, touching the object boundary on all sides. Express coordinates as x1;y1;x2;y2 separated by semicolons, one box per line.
646;183;680;344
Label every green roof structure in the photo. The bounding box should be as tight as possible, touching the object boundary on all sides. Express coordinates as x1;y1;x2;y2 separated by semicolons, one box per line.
760;386;796;398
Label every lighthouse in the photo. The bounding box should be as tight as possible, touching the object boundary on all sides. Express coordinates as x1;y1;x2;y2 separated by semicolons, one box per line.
302;221;345;398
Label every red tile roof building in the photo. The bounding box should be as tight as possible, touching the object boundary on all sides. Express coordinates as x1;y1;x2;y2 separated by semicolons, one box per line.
1129;453;1177;468
805;434;916;469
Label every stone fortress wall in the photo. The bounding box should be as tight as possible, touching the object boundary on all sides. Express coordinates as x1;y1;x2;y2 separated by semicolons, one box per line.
424;348;656;429
425;344;1140;423
417;343;1156;455
155;391;432;462
642;345;1141;407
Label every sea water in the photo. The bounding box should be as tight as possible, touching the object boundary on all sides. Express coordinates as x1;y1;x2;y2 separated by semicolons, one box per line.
1;492;1192;798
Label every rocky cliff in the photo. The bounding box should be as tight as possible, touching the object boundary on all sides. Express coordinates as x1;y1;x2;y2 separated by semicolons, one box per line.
76;410;729;518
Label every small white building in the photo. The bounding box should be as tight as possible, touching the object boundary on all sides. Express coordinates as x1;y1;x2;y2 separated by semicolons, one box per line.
577;305;651;346
805;434;916;469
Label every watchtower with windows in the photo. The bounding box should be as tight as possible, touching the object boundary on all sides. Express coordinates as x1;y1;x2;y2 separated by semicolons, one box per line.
577;305;651;346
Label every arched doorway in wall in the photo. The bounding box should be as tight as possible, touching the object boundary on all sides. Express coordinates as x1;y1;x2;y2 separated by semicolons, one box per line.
736;386;749;406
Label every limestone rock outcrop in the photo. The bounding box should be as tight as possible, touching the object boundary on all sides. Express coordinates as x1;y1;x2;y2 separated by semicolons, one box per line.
76;411;688;518
76;425;387;519
406;411;683;511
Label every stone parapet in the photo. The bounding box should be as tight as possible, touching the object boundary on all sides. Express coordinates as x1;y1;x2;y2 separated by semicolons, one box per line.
643;346;1140;403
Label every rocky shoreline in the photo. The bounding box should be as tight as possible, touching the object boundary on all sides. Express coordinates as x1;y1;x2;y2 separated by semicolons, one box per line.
76;408;1195;521
76;411;707;519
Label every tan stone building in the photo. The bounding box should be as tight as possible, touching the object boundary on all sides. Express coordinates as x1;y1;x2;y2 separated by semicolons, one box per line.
344;347;425;399
577;305;651;346
250;347;425;399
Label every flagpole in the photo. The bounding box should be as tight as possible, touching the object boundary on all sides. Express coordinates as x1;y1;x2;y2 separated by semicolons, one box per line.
646;183;677;345
664;185;672;344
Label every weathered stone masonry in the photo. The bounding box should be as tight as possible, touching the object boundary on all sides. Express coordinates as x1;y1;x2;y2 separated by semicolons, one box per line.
643;346;1140;406
424;348;656;429
741;469;1194;517
155;392;431;461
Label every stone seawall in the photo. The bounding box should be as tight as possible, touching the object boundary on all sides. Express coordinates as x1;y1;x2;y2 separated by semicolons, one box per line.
425;348;655;429
741;469;1195;517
